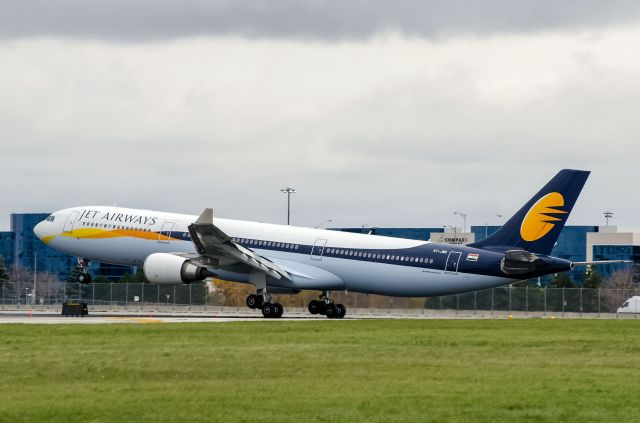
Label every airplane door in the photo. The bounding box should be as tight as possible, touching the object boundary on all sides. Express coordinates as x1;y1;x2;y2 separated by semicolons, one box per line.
158;222;175;243
311;238;327;260
63;211;80;233
445;251;462;273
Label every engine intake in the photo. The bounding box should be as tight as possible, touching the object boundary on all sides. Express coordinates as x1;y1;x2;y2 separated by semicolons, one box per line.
143;253;216;284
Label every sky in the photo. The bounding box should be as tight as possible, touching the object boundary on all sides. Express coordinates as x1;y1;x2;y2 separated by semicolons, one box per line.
1;1;640;230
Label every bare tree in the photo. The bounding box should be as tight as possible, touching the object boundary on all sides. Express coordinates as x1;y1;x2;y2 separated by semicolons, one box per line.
7;265;64;304
600;270;640;312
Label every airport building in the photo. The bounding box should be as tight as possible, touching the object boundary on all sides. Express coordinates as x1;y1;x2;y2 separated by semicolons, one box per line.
0;213;135;281
0;212;637;284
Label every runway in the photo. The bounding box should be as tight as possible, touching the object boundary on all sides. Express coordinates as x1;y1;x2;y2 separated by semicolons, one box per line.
0;307;627;323
0;315;308;324
0;311;331;324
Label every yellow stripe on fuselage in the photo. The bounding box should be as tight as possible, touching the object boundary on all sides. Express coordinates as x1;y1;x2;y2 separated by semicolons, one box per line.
60;228;178;242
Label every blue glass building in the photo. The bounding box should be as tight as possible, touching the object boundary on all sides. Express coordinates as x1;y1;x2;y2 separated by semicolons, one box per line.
593;245;640;277
0;231;14;267
1;212;636;285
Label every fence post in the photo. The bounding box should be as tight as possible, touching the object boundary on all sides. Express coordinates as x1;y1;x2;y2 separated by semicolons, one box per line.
110;282;113;306
92;283;95;306
562;288;565;317
157;284;160;307
509;286;512;313
125;283;129;309
189;283;192;309
474;291;477;316
579;288;583;317
173;284;176;310
1;283;4;306
543;287;547;316
490;288;494;317
597;288;601;318
78;282;82;303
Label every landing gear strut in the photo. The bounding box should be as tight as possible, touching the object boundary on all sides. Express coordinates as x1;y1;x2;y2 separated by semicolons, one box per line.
246;290;283;319
308;291;346;319
75;258;92;284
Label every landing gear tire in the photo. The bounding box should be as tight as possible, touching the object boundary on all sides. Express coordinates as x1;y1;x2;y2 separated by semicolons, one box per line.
262;302;273;318
308;300;320;315
335;304;347;319
246;294;261;309
325;303;337;318
262;302;283;318
273;303;284;318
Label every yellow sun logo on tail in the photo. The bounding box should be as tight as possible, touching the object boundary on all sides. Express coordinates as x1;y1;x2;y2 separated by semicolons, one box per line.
520;192;567;242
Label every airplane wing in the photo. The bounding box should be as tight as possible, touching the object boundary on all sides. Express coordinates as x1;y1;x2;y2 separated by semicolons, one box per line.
186;208;292;281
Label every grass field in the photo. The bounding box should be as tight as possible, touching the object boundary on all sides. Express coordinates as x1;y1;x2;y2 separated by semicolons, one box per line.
1;320;639;422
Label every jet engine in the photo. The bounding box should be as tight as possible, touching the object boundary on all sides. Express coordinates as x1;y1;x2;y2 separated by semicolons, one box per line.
143;253;216;284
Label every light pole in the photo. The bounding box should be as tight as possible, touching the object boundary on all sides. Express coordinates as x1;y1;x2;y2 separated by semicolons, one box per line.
604;211;613;226
280;187;296;225
443;225;457;243
33;250;37;306
484;214;503;239
454;211;467;233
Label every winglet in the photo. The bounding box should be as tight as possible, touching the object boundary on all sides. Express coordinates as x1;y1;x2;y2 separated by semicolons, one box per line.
196;208;214;224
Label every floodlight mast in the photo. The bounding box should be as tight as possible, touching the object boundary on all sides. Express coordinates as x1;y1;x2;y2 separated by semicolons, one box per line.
280;187;296;225
484;214;503;239
453;211;467;233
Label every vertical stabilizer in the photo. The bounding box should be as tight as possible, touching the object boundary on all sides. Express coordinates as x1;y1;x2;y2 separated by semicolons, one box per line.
469;169;590;255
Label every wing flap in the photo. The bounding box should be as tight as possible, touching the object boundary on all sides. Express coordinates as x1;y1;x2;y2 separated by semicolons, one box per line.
188;208;291;281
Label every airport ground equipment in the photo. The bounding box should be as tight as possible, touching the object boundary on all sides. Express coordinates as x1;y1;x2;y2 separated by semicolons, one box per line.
61;302;88;317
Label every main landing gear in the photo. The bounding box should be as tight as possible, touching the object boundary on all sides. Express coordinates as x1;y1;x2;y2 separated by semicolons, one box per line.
246;291;284;319
75;258;92;284
308;291;346;319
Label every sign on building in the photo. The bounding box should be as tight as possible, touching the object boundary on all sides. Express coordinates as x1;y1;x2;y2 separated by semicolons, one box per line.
431;232;475;245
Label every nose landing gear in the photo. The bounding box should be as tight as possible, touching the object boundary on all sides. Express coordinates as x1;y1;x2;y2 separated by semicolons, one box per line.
73;258;92;284
308;291;346;319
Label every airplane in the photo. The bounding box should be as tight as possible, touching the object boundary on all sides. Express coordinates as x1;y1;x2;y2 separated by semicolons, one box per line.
33;169;624;319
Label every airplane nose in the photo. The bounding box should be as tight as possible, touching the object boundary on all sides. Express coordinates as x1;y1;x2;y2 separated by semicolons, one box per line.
34;221;45;240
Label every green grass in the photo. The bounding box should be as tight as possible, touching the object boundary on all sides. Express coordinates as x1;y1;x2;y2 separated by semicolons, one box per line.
1;320;639;422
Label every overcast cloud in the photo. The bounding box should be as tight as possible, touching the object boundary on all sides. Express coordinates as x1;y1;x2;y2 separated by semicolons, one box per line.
1;2;639;231
3;0;640;41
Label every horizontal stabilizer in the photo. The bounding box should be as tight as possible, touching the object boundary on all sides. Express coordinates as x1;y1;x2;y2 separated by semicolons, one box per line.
572;260;633;267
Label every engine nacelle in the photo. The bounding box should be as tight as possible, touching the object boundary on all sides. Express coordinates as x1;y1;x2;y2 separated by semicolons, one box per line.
143;253;215;284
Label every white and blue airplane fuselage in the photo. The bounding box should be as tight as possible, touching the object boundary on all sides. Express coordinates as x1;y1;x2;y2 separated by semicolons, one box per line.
36;206;517;296
34;170;602;318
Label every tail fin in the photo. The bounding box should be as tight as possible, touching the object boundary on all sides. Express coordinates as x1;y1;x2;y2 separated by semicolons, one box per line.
469;169;590;255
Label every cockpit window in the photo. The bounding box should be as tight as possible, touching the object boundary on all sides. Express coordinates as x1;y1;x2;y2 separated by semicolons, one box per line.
46;215;55;222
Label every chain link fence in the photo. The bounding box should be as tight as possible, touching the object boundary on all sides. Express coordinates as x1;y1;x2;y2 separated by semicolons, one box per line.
1;282;639;317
